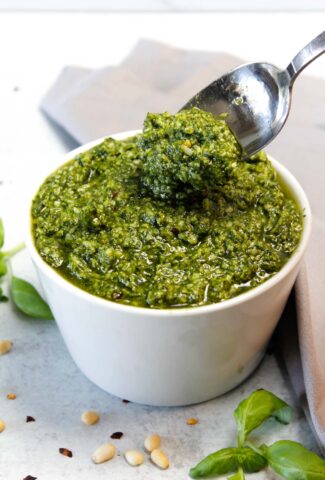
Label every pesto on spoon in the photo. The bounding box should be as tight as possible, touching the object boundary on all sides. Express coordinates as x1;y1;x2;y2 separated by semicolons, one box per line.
184;31;325;156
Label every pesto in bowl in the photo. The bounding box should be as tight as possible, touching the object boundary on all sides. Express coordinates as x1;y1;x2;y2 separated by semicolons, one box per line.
32;108;303;309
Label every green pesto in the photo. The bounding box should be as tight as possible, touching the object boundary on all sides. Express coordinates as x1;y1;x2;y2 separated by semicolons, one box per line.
139;109;241;200
32;108;303;309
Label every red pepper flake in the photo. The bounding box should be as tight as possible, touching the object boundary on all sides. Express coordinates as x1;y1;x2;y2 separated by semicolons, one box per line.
122;399;130;404
59;447;73;458
26;416;35;423
23;476;37;480
110;431;123;439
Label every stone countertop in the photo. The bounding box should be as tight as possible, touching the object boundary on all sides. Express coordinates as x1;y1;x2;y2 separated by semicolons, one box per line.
1;270;316;479
0;10;324;479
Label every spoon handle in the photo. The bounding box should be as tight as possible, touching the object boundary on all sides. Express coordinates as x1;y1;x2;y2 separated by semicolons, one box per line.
286;31;325;86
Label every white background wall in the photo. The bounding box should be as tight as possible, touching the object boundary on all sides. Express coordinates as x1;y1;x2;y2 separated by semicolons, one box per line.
0;0;324;10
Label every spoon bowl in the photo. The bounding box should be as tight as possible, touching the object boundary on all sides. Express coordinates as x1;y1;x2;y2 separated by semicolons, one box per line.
184;31;325;156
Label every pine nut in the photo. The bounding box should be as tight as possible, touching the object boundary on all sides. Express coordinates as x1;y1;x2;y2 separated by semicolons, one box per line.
186;417;198;425
92;444;116;464
144;433;161;452
81;410;100;425
124;449;144;466
0;420;6;433
150;448;169;470
0;340;13;355
7;393;16;400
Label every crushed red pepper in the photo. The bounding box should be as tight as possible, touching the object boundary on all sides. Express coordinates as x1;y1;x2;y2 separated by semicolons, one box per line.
110;431;124;439
26;416;35;423
59;447;73;458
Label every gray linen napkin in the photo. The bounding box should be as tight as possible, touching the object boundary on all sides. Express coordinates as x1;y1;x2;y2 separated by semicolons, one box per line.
41;39;325;449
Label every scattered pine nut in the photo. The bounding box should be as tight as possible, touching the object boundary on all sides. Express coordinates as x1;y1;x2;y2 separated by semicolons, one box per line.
92;443;116;464
26;416;35;423
150;448;169;470
125;449;144;466
110;431;123;439
7;393;16;400
144;433;161;452
0;340;13;355
186;417;199;425
0;420;6;433
81;410;100;425
59;447;73;458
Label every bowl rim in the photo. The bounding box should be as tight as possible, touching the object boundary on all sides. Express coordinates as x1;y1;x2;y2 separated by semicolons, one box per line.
26;130;312;318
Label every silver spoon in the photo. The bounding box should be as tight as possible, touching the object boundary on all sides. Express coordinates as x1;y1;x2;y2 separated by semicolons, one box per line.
183;31;325;157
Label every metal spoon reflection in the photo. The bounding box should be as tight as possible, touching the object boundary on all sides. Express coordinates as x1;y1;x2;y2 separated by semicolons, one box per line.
183;31;325;157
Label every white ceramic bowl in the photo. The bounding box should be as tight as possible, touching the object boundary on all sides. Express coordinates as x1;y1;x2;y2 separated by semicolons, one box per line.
26;132;311;406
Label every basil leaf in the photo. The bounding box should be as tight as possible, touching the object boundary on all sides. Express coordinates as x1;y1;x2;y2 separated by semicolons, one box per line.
234;389;292;445
11;276;54;320
0;285;8;302
261;440;325;479
0;218;4;248
189;447;266;478
228;469;245;480
0;258;7;277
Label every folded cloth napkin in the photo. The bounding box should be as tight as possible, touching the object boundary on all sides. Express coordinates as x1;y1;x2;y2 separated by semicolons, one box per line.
41;39;325;449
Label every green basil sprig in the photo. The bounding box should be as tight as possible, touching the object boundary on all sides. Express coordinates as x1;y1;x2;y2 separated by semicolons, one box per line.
0;218;4;248
11;276;53;320
0;285;8;302
0;218;7;277
189;447;266;478
189;389;325;479
228;468;245;480
261;440;325;479
0;257;7;277
235;388;292;446
0;218;53;319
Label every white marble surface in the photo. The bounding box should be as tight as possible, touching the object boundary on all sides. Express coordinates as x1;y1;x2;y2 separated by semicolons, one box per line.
1;277;317;480
1;11;324;479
